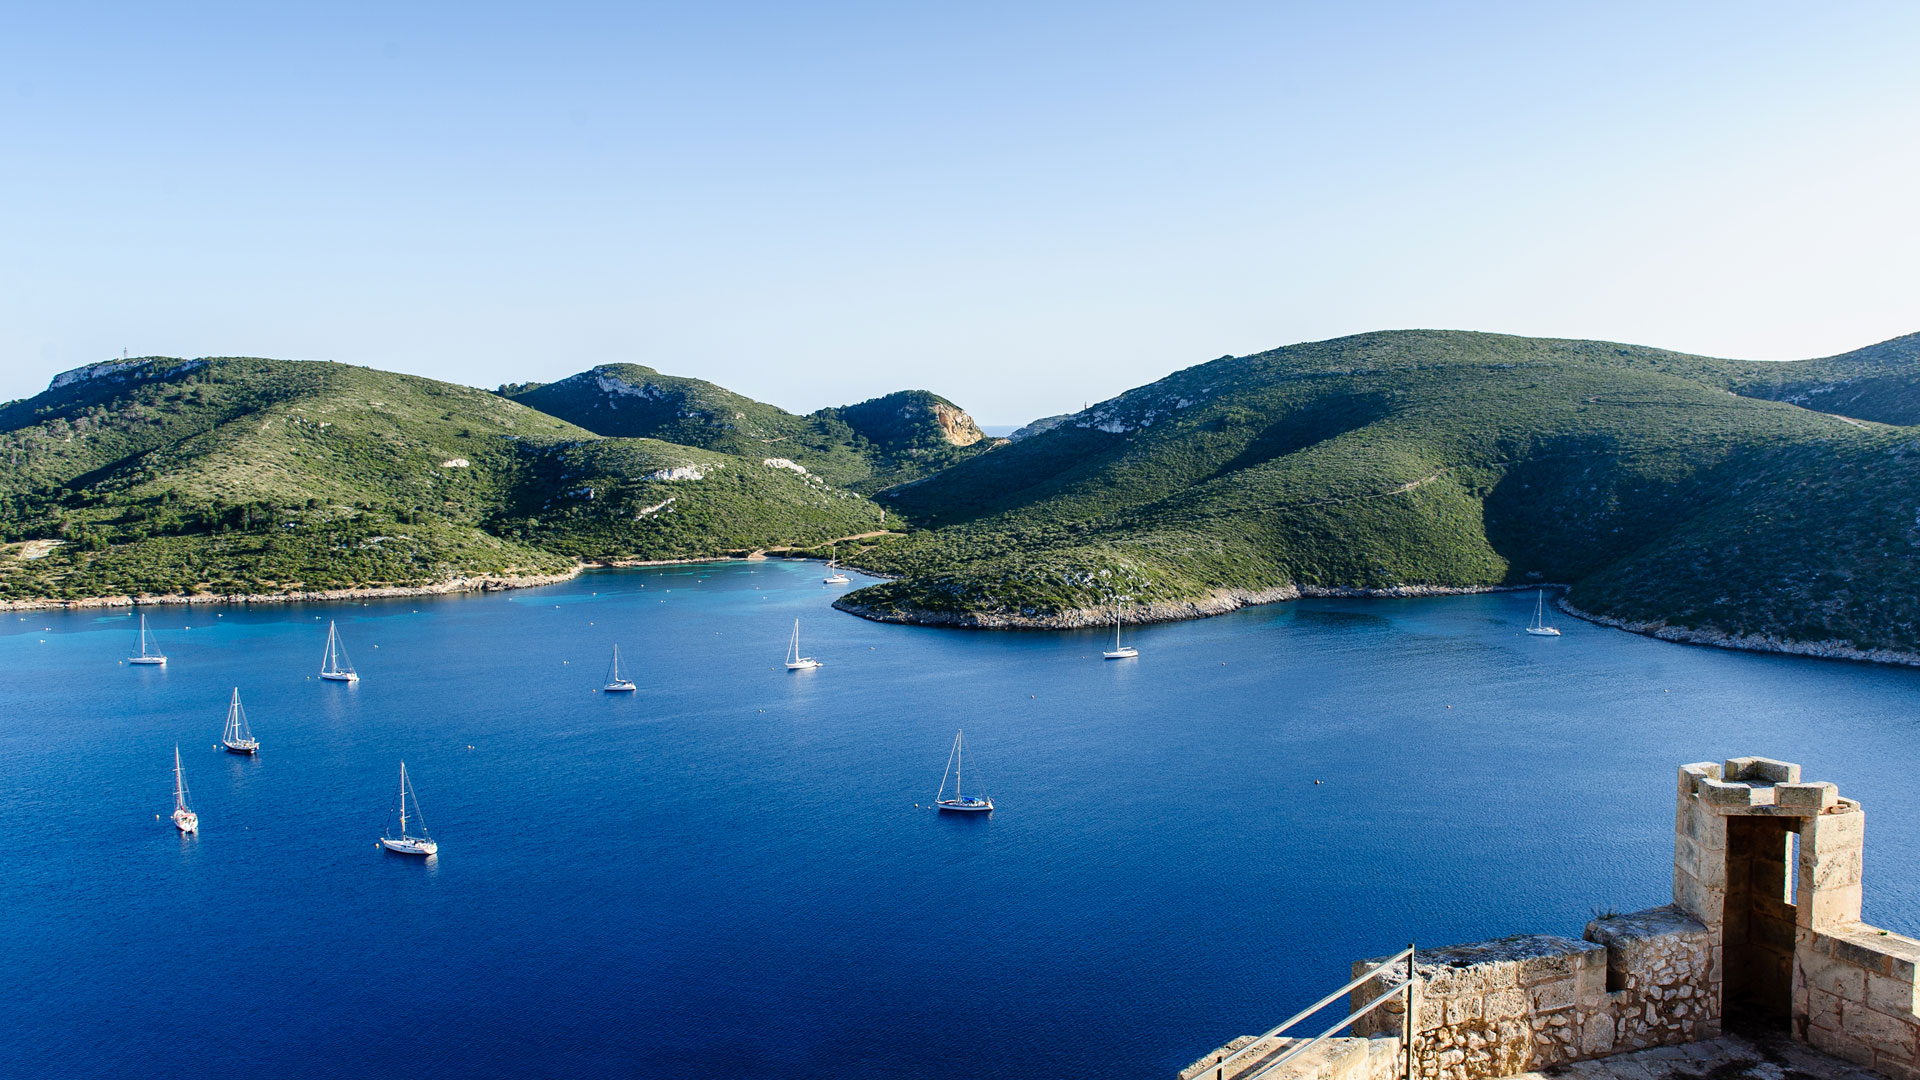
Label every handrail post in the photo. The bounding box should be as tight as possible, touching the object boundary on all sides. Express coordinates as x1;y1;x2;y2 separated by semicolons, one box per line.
1404;942;1416;1080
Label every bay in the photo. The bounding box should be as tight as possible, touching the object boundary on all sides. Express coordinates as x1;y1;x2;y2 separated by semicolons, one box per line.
2;560;1917;1078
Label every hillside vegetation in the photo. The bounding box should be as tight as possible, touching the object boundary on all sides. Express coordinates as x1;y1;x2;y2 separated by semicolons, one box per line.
503;365;992;493
0;357;884;600
842;330;1920;657
11;330;1920;663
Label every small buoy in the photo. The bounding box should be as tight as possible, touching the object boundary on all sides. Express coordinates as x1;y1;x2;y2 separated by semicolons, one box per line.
1315;780;1324;785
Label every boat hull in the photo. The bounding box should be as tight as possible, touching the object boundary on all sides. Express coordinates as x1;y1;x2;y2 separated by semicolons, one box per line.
128;657;166;666
320;672;359;682
785;660;821;671
381;837;437;855
172;809;197;833
604;682;637;692
937;798;993;813
823;575;849;584
222;741;258;754
1103;648;1139;659
1525;627;1562;637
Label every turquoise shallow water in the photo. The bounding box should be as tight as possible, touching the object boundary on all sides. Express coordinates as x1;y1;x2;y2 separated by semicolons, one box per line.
2;561;1918;1079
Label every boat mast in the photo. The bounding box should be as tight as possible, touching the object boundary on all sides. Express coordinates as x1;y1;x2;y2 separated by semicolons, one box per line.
173;746;186;810
397;763;408;836
956;729;963;800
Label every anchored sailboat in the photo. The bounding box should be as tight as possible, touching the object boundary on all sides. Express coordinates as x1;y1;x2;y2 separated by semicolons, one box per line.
128;613;167;665
1526;590;1562;637
220;687;259;754
823;545;849;585
935;729;992;813
169;746;197;833
379;762;437;855
320;620;359;682
784;619;821;670
603;644;637;692
1102;606;1138;659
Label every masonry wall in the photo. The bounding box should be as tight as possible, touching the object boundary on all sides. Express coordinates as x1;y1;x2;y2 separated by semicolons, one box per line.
1179;757;1920;1080
1341;912;1713;1080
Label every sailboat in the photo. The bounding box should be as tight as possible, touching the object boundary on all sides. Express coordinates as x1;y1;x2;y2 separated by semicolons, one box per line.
784;619;821;670
128;613;167;665
1526;590;1562;637
220;687;259;754
1102;605;1138;659
935;729;992;813
823;546;850;585
603;644;637;692
319;620;359;682
169;746;198;833
379;762;437;855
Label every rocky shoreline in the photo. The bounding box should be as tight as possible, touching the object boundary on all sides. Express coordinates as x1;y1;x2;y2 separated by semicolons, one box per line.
0;567;587;612
11;563;1918;670
1555;597;1920;668
832;581;1552;629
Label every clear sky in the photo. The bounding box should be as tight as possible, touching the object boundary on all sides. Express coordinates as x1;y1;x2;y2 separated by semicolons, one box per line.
3;2;1916;423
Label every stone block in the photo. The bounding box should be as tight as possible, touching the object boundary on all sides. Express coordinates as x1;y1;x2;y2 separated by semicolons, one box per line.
1868;972;1920;1018
1725;756;1802;784
1580;1016;1615;1056
1529;979;1576;1013
1483;988;1525;1017
1845;1004;1919;1058
1699;777;1757;809
1778;782;1839;811
1810;844;1865;891
1680;762;1721;796
1809;987;1847;1031
1810;1023;1877;1067
1873;1054;1920;1080
1803;951;1870;1002
1811;885;1866;933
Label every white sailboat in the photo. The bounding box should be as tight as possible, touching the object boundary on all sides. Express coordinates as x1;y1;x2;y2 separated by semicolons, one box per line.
379;762;437;855
220;687;259;754
128;613;167;665
319;620;359;682
1102;606;1138;659
169;746;197;833
784;619;821;670
823;546;849;585
1526;590;1562;637
603;644;637;692
935;729;992;813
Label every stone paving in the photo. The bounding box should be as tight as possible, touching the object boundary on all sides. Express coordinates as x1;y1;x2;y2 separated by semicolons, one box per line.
1523;1033;1883;1080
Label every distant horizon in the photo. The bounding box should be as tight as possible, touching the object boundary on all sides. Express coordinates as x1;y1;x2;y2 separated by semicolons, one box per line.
4;3;1916;422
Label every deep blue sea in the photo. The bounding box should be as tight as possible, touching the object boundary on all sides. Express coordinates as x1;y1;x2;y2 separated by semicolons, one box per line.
4;561;1919;1079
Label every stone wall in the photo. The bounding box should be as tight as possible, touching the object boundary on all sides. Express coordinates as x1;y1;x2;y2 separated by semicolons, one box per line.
1799;924;1920;1080
1338;913;1712;1080
1179;757;1919;1080
1583;906;1717;1051
1351;936;1607;1079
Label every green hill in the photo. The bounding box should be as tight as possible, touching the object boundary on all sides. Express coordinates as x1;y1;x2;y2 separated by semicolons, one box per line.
12;332;1920;662
841;330;1920;658
0;357;885;601
503;365;992;493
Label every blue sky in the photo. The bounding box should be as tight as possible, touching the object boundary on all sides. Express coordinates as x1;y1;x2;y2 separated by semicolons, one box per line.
3;2;1916;422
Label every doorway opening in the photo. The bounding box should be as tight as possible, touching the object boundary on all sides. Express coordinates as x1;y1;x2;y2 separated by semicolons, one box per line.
1723;815;1797;1031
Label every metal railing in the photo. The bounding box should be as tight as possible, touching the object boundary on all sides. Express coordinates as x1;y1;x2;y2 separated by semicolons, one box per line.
1207;943;1418;1080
